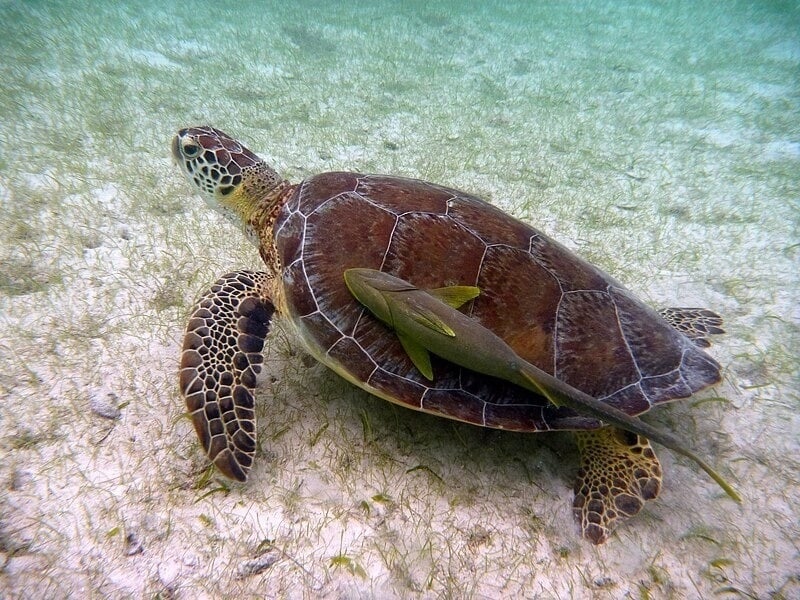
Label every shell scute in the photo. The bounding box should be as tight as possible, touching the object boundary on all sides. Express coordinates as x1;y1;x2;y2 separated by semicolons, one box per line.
611;287;685;373
283;260;319;318
368;367;428;408
640;370;692;403
298;171;360;214
353;317;420;380
483;402;547;431
472;245;559;370
529;233;609;292
284;191;395;330
298;311;343;353
447;194;532;249
555;290;638;399
274;206;304;263
383;212;486;289
679;348;722;391
421;388;487;425
356;175;451;214
325;337;376;383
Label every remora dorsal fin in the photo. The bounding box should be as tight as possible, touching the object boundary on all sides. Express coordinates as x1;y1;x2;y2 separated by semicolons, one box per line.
430;285;481;309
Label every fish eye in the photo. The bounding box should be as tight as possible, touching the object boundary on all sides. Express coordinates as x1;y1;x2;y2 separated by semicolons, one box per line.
182;140;201;158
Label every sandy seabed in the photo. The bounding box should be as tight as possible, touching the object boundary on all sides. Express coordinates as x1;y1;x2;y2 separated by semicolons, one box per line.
1;2;798;598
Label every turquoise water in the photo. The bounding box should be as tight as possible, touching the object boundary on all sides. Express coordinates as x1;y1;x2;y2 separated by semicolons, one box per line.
1;2;798;598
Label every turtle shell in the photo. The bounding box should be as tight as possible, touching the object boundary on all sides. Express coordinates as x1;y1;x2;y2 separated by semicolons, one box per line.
274;172;720;432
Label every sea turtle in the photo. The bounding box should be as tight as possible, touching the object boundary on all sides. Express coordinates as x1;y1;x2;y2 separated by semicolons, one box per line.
172;126;733;544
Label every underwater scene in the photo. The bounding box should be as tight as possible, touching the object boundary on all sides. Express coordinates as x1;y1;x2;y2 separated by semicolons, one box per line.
1;1;798;598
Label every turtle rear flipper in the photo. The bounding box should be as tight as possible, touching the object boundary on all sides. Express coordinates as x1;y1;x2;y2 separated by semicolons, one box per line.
659;307;725;348
573;428;662;544
179;271;274;481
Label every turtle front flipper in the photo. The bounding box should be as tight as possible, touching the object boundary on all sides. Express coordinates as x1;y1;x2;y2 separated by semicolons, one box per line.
179;271;274;481
659;307;724;348
572;428;662;544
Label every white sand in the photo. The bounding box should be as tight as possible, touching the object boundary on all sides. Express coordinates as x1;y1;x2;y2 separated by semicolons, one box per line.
1;2;798;598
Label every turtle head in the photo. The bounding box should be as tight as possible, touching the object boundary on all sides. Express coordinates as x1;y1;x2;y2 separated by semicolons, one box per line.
172;126;284;238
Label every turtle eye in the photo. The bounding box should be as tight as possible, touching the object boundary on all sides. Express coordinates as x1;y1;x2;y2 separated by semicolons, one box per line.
182;140;201;158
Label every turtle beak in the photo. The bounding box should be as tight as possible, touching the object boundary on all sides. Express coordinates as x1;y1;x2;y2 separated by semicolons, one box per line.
171;135;182;165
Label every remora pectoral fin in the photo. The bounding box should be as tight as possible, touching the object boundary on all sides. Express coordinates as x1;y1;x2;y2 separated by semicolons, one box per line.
398;332;434;380
394;285;480;380
399;285;480;336
430;285;481;309
402;296;457;337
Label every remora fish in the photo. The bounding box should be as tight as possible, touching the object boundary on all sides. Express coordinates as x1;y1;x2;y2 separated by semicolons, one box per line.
344;267;740;502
